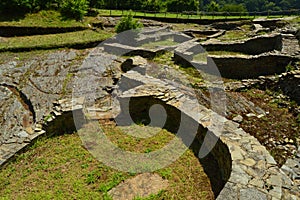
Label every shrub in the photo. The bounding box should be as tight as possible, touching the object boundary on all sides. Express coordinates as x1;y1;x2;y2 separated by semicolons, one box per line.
60;0;89;21
221;3;248;15
115;14;143;33
166;0;198;12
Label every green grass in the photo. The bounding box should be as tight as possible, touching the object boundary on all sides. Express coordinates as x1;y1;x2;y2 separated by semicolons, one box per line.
141;39;179;49
288;16;300;27
217;24;268;41
0;49;59;65
102;124;214;199
61;73;74;97
0;10;94;27
193;52;208;62
171;23;206;31
152;52;204;85
98;9;255;20
0;9;298;29
0;30;113;51
0;133;129;199
0;124;214;199
217;30;250;41
208;51;248;56
98;9;300;20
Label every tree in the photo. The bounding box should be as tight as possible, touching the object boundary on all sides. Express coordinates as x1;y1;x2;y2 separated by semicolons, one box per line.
89;0;105;8
264;2;281;11
221;3;248;13
279;0;292;10
166;0;199;12
244;0;266;12
142;0;165;11
206;1;220;12
0;0;36;14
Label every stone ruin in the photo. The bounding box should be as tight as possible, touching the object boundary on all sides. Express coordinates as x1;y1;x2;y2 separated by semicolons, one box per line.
0;23;299;200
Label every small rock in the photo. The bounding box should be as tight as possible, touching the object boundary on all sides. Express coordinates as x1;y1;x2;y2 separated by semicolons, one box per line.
249;178;264;188
232;150;244;160
240;158;256;167
267;175;282;187
266;154;277;165
240;188;267;200
233;115;243;123
257;114;265;118
246;113;256;118
16;131;29;138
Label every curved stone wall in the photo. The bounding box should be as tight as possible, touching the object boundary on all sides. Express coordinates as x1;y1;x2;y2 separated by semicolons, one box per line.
113;70;291;199
116;95;231;196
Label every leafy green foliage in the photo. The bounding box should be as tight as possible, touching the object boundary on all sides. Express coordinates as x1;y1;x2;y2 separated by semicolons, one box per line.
1;0;300;20
206;1;220;12
143;0;165;11
60;0;89;20
98;173;126;192
221;4;248;14
166;0;199;12
115;14;143;33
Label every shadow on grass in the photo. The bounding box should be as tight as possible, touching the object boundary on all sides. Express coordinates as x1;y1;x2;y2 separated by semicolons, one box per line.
0;12;26;22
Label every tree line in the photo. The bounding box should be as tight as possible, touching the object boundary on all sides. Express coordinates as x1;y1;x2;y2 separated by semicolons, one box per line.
99;0;300;12
1;0;299;20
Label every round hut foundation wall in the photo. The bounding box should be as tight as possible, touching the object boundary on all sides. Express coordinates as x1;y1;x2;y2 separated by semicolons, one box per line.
116;96;231;197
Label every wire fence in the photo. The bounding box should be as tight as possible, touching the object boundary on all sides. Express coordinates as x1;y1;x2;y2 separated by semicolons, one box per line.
100;9;300;19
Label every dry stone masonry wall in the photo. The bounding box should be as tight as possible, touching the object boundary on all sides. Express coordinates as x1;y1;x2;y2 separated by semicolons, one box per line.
201;33;283;55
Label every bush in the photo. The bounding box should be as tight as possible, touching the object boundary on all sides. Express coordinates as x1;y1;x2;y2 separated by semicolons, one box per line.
166;0;198;12
115;14;143;33
60;0;89;21
221;3;248;14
